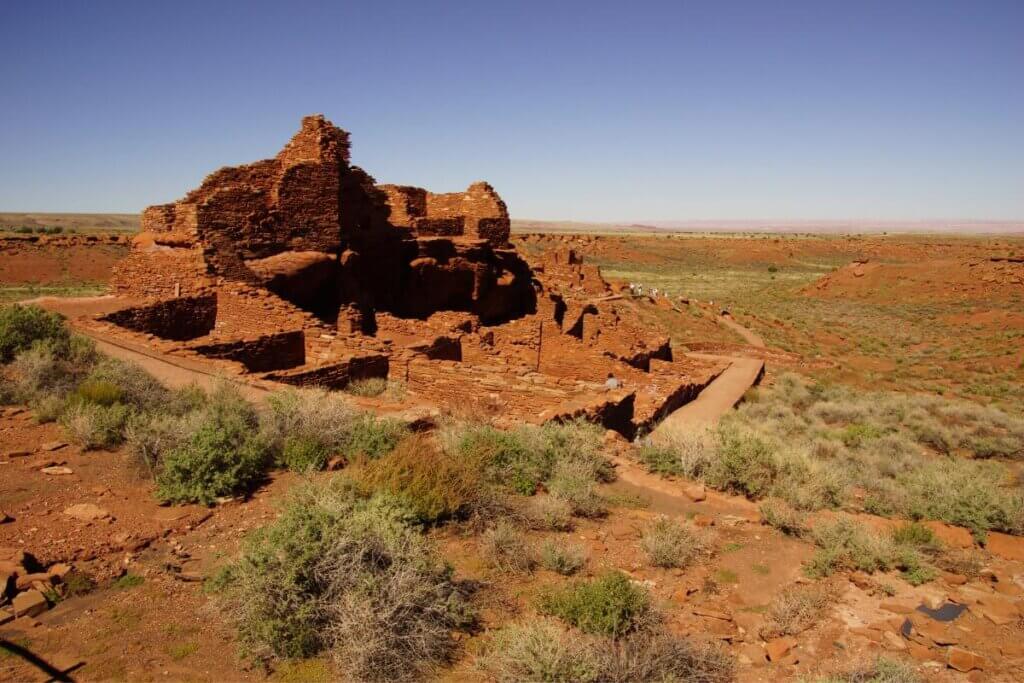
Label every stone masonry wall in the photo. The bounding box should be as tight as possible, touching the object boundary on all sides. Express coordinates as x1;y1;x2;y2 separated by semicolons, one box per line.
100;295;217;341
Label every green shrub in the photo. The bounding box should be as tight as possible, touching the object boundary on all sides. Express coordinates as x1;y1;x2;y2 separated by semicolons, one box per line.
589;631;734;682
59;401;132;449
280;435;331;472
546;459;607;518
343;377;406;400
29;393;64;423
640;516;704;568
212;479;472;678
455;424;547;494
155;390;269;504
479;620;599;682
0;375;16;405
11;340;76;398
481;521;534;573
538;539;586;575
82;358;168;410
806;517;936;585
346;434;484;524
74;379;123;406
342;413;409;458
125;411;197;474
538;571;651;637
0;305;69;362
637;442;683;476
448;419;610;496
112;573;144;590
897;458;1024;537
704;426;778;498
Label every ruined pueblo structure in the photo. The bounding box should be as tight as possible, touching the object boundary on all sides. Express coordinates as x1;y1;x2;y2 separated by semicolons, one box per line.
86;115;724;436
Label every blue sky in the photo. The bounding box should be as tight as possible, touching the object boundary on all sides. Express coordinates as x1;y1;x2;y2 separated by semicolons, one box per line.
1;1;1021;221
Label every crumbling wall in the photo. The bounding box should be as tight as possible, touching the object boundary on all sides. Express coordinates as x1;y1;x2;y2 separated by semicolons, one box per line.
424;182;510;246
100;295;217;341
263;352;389;389
189;330;306;372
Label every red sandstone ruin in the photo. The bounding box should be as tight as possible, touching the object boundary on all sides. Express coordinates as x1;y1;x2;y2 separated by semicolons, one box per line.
90;115;723;435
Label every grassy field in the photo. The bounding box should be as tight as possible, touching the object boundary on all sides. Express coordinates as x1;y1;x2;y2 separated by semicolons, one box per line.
0;212;139;234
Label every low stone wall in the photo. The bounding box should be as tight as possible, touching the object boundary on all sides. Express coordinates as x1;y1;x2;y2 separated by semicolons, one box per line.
100;295;217;341
263;352;389;389
188;330;306;372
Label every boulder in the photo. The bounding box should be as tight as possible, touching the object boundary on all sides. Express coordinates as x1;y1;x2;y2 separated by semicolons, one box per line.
12;589;48;618
63;503;111;522
986;532;1024;561
764;636;797;662
946;646;985;672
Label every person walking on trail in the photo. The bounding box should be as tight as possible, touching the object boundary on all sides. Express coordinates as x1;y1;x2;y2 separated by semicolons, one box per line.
605;372;621;390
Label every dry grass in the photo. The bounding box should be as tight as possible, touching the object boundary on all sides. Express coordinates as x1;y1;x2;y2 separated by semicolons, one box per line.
481;521;534;574
640;516;706;568
538;539;587;575
478;620;734;683
759;582;836;639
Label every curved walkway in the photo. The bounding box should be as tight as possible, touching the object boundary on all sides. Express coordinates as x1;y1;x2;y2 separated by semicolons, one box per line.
650;314;765;439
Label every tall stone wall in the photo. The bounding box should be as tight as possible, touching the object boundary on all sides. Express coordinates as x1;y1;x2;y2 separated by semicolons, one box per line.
117;114;532;329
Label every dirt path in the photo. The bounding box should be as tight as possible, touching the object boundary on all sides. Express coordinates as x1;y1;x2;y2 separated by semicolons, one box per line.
718;313;765;348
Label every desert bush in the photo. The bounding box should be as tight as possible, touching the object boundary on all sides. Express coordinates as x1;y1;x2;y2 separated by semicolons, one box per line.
825;656;922;683
896;458;1024;537
590;631;734;683
344;377;406;400
452;424;545;494
342;413;409;458
263;387;352;446
0;304;69;362
760;582;835;639
154;386;269;504
703;426;778;498
521;495;574;531
125;411;198;474
759;500;809;537
346;434;484;524
479;620;597;682
279;435;331;472
637;442;683;476
481;521;534;573
538;539;586;575
59;400;132;449
537;570;651;637
479;621;733;683
547;459;607;518
74;378;123;406
29;393;64;423
805;517;935;585
10;340;77;398
447;419;609;496
82;357;168;410
640;516;704;568
212;478;472;679
676;373;1024;537
0;375;16;404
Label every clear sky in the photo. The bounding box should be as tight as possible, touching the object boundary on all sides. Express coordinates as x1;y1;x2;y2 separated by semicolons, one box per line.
1;0;1021;221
